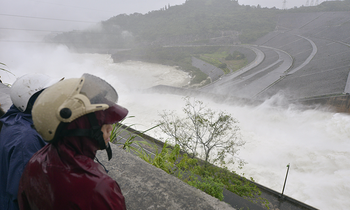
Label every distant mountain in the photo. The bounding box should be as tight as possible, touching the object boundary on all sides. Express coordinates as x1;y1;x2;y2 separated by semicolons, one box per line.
48;0;280;50
45;0;350;89
48;0;350;52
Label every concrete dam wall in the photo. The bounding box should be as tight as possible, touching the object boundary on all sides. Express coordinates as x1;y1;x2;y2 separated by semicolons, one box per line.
199;11;350;104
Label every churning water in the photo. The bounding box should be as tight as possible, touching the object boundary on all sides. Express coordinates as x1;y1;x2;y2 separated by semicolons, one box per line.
1;44;349;209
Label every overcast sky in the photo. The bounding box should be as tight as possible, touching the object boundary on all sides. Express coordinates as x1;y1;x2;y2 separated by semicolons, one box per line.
0;0;326;40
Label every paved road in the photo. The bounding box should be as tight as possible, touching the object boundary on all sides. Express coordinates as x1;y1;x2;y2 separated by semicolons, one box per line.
199;45;294;99
286;36;317;75
200;45;265;91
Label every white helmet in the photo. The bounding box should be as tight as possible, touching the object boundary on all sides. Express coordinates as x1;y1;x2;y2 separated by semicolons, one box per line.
10;73;62;112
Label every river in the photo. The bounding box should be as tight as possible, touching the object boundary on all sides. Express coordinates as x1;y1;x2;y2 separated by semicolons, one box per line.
1;43;349;210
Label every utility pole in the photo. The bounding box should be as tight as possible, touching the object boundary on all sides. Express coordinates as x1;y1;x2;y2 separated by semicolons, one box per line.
281;163;290;198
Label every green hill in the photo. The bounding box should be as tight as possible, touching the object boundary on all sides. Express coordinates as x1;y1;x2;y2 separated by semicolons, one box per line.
49;0;350;50
49;0;279;49
48;0;350;86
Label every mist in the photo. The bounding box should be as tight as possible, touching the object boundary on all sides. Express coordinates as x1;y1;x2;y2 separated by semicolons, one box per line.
1;0;327;38
1;0;349;209
1;42;349;209
240;0;326;8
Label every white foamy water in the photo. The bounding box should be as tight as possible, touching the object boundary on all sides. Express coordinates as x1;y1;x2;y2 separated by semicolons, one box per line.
1;44;349;210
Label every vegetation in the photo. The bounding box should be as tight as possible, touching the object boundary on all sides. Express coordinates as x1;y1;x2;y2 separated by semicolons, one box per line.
110;116;158;153
47;0;350;86
109;99;269;208
158;97;244;168
48;0;350;50
112;46;248;85
196;48;247;74
287;0;350;12
49;0;279;50
110;127;269;208
112;46;214;85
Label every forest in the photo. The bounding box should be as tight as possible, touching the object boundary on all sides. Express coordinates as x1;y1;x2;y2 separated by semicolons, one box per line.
49;0;350;50
48;0;350;85
49;0;278;49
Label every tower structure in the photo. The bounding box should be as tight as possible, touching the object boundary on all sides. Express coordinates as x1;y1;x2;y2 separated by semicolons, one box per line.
305;0;309;6
282;0;287;9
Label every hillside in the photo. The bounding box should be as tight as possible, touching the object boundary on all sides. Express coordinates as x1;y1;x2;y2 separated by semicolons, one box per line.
48;0;279;49
48;1;350;100
197;8;350;102
48;1;350;50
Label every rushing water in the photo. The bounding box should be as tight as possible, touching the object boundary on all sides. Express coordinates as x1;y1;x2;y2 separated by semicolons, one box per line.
1;44;349;210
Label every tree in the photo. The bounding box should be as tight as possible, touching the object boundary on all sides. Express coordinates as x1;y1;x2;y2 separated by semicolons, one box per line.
158;97;244;167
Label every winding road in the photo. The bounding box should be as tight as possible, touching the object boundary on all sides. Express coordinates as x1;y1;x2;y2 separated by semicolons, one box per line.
199;35;318;100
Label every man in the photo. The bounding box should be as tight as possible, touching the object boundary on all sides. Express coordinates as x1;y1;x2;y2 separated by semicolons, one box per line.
0;74;61;210
18;73;127;209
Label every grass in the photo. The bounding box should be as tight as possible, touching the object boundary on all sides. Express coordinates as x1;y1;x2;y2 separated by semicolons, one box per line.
110;122;270;209
196;47;248;74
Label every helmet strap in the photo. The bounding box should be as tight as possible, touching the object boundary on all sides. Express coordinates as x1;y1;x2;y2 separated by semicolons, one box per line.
87;113;106;149
86;113;113;161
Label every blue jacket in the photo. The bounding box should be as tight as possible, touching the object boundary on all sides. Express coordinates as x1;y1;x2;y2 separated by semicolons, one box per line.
0;105;46;210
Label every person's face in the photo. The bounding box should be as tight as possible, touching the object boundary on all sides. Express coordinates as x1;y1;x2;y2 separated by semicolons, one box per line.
100;124;113;146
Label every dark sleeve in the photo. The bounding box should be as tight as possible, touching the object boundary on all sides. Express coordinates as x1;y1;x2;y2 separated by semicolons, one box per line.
17;186;31;210
7;127;46;203
0;106;5;130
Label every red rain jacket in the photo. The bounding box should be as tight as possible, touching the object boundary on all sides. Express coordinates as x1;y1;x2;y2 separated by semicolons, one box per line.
17;114;126;210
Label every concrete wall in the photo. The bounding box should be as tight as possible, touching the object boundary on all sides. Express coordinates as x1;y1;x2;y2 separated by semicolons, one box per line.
298;94;350;113
96;144;235;210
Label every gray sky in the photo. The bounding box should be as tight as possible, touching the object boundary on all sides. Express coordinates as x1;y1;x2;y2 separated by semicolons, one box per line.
0;0;326;40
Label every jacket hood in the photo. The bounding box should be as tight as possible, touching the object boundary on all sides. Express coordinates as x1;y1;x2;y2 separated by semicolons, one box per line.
0;104;32;124
57;114;100;161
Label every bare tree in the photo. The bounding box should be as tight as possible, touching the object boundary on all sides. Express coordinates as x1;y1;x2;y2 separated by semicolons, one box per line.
158;97;244;167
